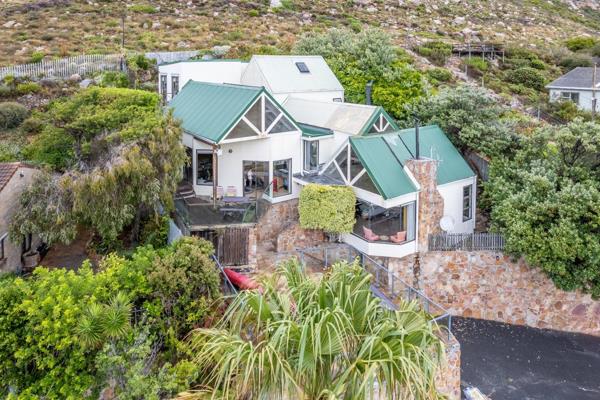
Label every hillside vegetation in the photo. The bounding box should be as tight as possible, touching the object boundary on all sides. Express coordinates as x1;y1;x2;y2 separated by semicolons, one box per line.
0;0;600;66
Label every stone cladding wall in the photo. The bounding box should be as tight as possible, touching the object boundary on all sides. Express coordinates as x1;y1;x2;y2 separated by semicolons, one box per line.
388;251;600;336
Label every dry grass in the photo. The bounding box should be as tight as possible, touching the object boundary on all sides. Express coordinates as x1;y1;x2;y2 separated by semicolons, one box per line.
0;0;598;66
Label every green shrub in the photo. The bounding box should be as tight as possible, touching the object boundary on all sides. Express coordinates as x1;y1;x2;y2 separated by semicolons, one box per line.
463;57;488;72
592;44;600;57
2;75;15;86
16;82;41;95
20;116;44;134
506;67;546;91
127;54;153;70
299;184;356;234
0;141;21;162
30;51;44;63
415;41;452;66
559;54;593;69
129;4;157;13
141;215;169;248
0;85;13;98
505;46;539;61
23;127;75;170
248;9;259;17
530;58;547;70
0;102;28;129
565;36;597;52
426;67;453;83
97;71;130;88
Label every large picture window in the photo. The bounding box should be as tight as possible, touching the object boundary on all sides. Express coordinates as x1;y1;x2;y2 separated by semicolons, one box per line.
272;159;291;197
196;151;213;185
353;200;416;244
463;184;473;221
303;140;319;172
560;91;580;105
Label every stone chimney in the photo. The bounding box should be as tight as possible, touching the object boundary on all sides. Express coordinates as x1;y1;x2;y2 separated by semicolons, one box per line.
405;158;444;253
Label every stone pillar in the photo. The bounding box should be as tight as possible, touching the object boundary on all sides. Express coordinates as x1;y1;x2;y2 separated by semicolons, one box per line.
405;158;444;253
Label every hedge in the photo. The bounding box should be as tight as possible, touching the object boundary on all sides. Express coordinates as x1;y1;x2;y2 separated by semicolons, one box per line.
299;184;356;234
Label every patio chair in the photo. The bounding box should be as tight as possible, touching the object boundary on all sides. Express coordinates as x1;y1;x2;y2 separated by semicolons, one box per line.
390;231;407;243
226;186;237;197
362;227;380;242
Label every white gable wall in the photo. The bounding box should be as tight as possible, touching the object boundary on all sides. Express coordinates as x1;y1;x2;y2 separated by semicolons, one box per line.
159;61;247;101
437;176;477;234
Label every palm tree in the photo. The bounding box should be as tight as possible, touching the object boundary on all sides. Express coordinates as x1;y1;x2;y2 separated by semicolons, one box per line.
180;259;445;400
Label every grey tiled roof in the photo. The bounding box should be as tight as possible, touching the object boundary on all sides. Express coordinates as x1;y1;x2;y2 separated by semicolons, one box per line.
0;162;19;193
546;67;600;89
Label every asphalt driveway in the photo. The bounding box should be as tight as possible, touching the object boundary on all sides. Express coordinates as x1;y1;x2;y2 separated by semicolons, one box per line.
452;317;600;400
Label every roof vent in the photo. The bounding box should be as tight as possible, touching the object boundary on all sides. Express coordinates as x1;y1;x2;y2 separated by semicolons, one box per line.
295;62;310;73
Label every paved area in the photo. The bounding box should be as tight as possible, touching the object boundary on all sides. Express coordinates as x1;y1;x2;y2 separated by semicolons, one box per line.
453;317;600;399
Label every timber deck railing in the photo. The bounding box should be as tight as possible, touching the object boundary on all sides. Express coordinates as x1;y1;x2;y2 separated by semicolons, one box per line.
428;232;505;252
296;244;453;340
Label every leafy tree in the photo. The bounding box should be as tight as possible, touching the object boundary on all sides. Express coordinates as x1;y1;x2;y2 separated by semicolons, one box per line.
408;85;518;158
182;259;444;399
0;237;220;398
299;184;356;234
485;119;600;297
12;88;186;246
294;28;427;120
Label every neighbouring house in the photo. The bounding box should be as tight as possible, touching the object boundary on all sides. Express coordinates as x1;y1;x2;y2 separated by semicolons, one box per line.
546;66;599;112
158;55;344;103
0;163;42;274
166;56;476;266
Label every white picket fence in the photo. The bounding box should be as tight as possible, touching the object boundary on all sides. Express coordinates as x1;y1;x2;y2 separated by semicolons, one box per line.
0;54;123;80
0;51;199;80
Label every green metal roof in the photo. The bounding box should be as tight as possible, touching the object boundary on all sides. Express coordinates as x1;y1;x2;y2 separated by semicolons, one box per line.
350;136;417;200
348;125;475;199
359;106;400;135
169;81;262;143
397;125;475;185
298;122;334;138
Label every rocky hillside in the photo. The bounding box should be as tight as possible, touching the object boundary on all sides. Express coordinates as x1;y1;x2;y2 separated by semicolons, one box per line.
0;0;599;66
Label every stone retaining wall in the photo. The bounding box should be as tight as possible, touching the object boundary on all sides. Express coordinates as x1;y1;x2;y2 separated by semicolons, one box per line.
275;223;325;253
388;251;600;336
436;334;461;400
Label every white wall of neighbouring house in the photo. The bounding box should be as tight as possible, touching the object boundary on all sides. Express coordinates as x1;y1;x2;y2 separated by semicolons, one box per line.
0;166;42;274
159;61;247;101
437;176;477;234
549;89;598;112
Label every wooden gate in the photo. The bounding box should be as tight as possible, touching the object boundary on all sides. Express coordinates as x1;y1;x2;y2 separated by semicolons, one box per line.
193;227;249;266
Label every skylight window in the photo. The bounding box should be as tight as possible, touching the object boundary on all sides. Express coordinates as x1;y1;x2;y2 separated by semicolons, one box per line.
295;62;310;73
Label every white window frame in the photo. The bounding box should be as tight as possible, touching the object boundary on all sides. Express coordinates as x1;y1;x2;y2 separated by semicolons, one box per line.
462;184;473;222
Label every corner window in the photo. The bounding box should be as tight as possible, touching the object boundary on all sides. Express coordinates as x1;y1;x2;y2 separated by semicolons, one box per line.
353;201;416;244
463;184;473;221
160;74;167;102
171;75;179;97
303;140;319;172
196;151;213;185
272;159;291;197
295;62;310;73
